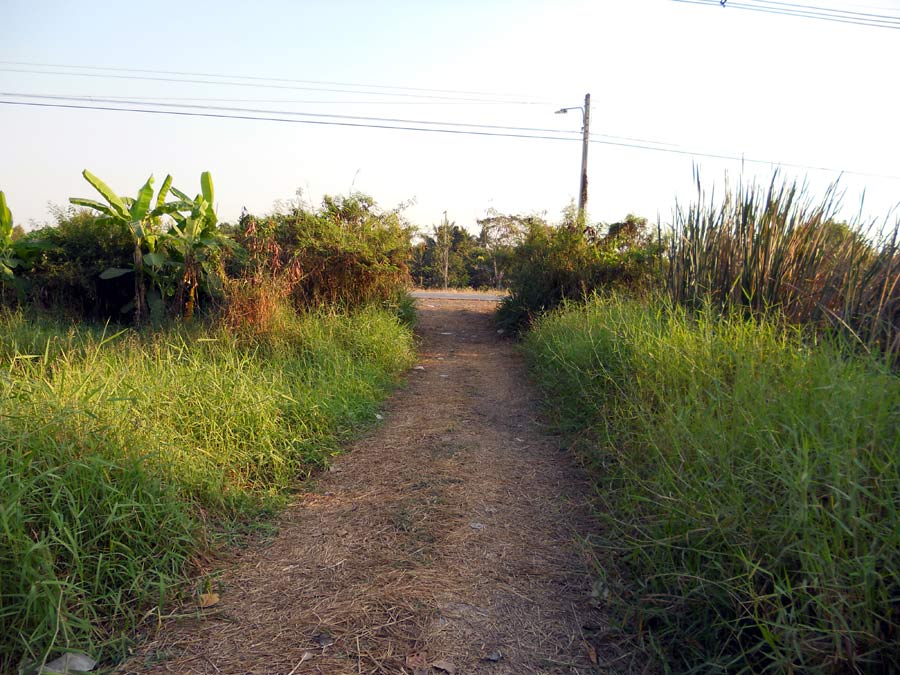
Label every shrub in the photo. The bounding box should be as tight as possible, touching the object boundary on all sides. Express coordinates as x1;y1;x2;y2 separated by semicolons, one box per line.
69;170;231;325
237;193;412;310
497;212;660;332
384;288;418;328
18;208;134;319
1;191;45;304
12;167;234;325
223;213;302;334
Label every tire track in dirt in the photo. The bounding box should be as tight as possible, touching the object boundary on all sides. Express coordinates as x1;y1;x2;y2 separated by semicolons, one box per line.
121;299;617;674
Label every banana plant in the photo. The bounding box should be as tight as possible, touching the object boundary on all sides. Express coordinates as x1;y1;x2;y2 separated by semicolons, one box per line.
70;170;187;324
0;190;18;280
1;191;48;302
164;172;231;320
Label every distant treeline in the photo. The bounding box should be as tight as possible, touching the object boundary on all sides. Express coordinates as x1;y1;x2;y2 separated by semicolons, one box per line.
409;206;655;294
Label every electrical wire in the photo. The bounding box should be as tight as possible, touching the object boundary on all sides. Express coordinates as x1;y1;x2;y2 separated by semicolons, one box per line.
0;59;552;102
0;67;552;104
741;0;900;21
593;136;899;179
0;92;582;136
672;0;900;28
677;0;900;26
0;99;578;142
0;92;692;148
57;95;542;105
3;98;898;181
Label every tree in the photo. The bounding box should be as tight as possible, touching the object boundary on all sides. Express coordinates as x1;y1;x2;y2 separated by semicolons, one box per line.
602;213;650;245
476;210;539;288
432;212;454;289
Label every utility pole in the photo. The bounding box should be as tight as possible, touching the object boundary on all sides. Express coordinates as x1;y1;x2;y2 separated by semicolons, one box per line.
556;92;591;222
579;92;591;218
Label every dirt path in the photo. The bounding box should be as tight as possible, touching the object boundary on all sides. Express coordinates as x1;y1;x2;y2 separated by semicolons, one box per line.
123;299;614;674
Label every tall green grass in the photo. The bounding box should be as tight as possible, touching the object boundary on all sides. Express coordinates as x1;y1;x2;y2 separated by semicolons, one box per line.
0;307;415;671
668;171;900;362
524;296;900;672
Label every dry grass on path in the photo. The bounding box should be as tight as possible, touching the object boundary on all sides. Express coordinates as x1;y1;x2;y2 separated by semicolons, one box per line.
121;299;633;674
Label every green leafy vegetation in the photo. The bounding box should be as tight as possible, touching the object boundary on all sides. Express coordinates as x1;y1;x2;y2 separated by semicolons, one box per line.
14;208;136;319
0;307;415;670
235;192;413;311
0;191;18;279
523;296;900;671
409;210;538;290
506;171;900;670
0;176;418;671
69;170;212;325
0;192;49;305
668;171;900;363
4;172;231;324
4;177;415;325
496;210;660;332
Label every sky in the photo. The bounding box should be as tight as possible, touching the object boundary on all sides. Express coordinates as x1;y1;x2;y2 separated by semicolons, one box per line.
3;0;899;233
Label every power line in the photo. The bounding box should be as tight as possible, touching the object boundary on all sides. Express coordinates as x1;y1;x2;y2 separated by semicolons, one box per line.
741;0;900;21
0;59;552;102
843;1;900;11
677;0;900;26
58;95;542;106
673;0;900;27
737;1;900;25
0;91;691;148
4;98;898;181
0;99;578;142
593;136;900;180
686;0;900;27
0;67;552;105
0;92;582;136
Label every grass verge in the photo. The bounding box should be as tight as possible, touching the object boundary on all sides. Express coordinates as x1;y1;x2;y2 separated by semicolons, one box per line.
522;295;899;672
0;306;415;672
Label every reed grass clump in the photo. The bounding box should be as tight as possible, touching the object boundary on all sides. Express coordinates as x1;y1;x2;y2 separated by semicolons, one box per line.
524;296;900;672
667;171;900;363
0;307;415;670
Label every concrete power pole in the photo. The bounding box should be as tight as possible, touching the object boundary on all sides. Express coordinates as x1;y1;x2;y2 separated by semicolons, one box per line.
556;93;591;222
578;92;591;219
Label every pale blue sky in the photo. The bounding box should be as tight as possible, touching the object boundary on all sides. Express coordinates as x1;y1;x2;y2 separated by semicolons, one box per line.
3;0;899;231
